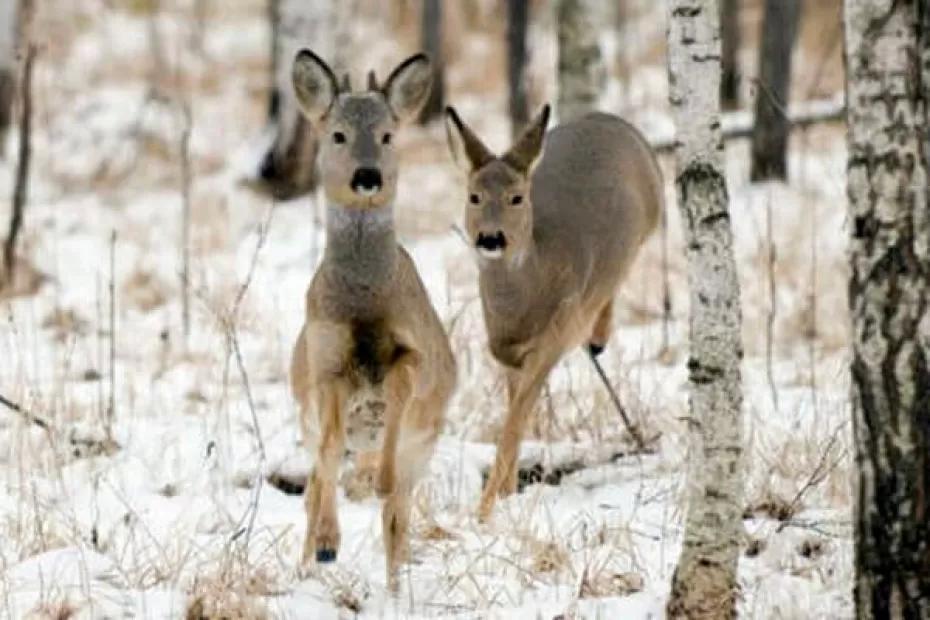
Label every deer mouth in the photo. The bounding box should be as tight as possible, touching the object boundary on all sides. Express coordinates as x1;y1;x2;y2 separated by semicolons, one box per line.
475;231;507;258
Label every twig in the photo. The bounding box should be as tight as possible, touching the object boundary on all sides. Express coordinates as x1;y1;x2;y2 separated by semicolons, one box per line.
107;230;116;440
765;189;778;411
179;102;193;341
225;207;273;551
3;42;36;283
659;205;672;356
775;422;848;533
586;350;645;451
0;392;50;431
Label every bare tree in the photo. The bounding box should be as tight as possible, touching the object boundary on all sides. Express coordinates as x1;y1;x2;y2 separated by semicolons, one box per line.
665;1;744;617
0;0;18;154
417;0;444;124
252;0;339;200
749;0;800;181
844;1;930;616
556;0;604;122
506;0;530;135
719;0;740;110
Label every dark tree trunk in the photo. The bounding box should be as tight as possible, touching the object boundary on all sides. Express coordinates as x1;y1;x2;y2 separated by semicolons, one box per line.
253;0;332;200
719;0;740;110
506;0;530;136
0;0;18;155
417;0;444;124
845;1;930;618
0;69;12;154
749;0;800;182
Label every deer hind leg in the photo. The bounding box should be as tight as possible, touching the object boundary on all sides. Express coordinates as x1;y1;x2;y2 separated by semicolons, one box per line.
302;380;346;566
479;359;554;523
342;450;380;502
588;300;614;357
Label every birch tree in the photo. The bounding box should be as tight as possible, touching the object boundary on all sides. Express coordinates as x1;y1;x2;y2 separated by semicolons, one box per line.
0;0;18;154
844;1;930;616
254;0;341;200
665;1;745;617
749;0;800;181
556;0;604;122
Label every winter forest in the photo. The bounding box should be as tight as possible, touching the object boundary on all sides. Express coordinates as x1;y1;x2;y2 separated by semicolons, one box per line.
0;0;927;618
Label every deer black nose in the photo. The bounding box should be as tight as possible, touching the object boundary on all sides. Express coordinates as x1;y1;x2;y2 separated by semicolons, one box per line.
351;167;383;195
476;231;507;251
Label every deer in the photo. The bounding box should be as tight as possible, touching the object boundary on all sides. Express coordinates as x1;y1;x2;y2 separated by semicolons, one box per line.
444;104;663;522
288;49;456;590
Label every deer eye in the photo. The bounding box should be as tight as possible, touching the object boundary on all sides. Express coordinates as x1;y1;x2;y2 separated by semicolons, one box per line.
469;193;480;205
333;131;347;144
511;195;523;205
382;132;392;145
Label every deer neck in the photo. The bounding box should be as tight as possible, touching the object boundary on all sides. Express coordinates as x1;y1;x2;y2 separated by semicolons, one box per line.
478;239;540;319
323;203;398;290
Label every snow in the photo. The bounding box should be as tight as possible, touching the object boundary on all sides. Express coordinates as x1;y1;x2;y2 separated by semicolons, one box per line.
1;2;853;619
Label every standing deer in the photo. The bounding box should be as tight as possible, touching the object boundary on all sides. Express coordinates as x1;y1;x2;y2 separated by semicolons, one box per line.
444;105;662;521
289;50;456;590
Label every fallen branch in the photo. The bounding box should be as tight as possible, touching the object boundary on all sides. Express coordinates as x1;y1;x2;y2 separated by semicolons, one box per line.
651;96;845;154
587;350;646;451
0;392;51;431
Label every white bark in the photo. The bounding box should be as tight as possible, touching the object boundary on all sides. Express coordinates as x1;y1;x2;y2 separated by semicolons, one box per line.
844;1;930;617
665;1;745;618
556;0;605;123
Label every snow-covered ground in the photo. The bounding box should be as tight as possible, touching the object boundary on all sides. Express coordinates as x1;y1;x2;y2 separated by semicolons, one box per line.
1;2;853;618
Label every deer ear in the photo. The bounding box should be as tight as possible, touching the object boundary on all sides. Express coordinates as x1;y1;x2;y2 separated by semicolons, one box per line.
382;54;433;123
292;49;338;122
444;106;495;171
503;104;550;174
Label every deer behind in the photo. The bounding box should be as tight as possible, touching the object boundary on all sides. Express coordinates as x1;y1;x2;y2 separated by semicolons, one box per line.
445;105;662;521
289;50;455;590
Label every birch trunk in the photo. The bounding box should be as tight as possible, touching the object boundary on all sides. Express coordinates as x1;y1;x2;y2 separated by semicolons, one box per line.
555;0;604;122
844;1;930;617
749;0;800;181
719;0;739;110
255;0;340;200
665;1;745;617
0;0;17;155
417;0;444;124
506;0;530;136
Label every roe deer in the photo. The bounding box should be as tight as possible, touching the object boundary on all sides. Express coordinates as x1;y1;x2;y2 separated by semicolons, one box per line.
444;105;663;521
289;50;456;589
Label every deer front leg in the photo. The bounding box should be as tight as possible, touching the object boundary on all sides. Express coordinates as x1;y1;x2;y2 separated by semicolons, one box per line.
377;352;417;498
302;380;346;565
479;360;553;523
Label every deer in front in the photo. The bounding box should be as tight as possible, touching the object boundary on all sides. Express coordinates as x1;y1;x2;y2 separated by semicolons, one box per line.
445;105;663;522
289;50;455;589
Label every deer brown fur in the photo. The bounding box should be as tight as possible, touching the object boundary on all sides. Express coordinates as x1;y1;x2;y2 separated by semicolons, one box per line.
445;105;662;521
289;50;455;589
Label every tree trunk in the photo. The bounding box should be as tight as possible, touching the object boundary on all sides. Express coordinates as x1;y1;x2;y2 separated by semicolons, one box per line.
556;0;605;123
719;0;740;110
749;0;800;182
665;1;745;618
417;0;444;124
0;0;18;155
254;0;339;200
506;0;530;136
844;1;930;617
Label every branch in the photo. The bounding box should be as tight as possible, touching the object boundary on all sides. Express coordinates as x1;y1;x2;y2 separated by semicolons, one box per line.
651;95;846;154
0;392;51;432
